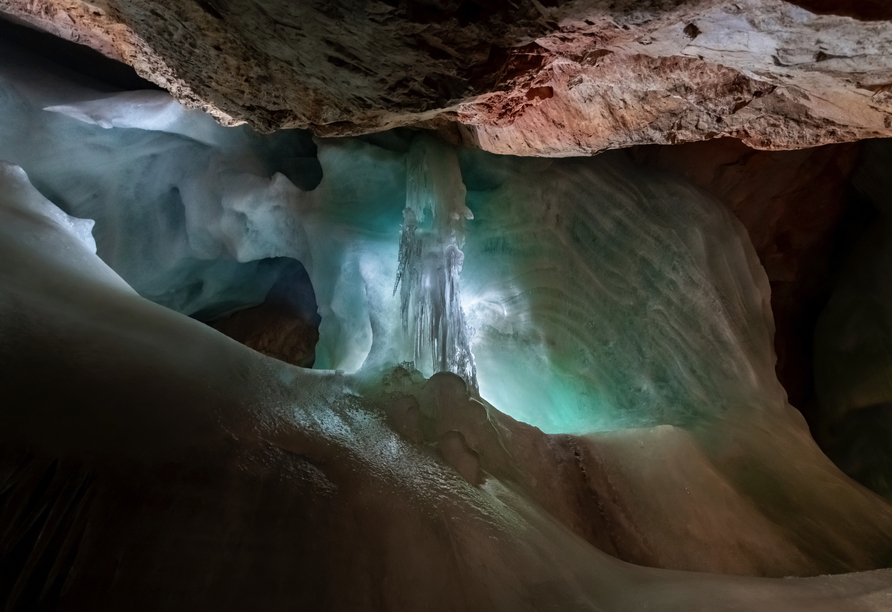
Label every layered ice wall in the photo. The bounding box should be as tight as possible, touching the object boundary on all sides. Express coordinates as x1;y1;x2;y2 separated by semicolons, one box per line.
459;151;784;432
0;37;787;434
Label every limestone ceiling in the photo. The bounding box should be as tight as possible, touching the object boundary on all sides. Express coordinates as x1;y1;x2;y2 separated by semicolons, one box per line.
3;0;892;155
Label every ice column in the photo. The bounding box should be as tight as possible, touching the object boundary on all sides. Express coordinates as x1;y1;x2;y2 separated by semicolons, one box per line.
394;135;478;391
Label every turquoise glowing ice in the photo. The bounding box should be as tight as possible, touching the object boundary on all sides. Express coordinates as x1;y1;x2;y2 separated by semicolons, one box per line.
0;51;784;435
394;135;477;390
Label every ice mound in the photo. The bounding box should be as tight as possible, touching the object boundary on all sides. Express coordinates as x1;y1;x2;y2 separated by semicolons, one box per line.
0;161;98;254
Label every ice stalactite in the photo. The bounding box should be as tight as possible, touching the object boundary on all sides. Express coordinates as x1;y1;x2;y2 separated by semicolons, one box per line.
394;135;478;392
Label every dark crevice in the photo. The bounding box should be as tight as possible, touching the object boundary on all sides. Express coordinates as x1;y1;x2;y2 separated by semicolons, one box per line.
209;259;321;369
778;181;878;435
195;0;224;20
0;14;160;92
0;460;94;612
787;0;892;21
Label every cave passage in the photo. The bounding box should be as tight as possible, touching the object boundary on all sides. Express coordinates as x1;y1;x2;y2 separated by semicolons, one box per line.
2;15;892;612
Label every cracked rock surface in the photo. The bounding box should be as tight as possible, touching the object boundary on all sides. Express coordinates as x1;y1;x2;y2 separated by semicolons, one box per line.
3;0;892;155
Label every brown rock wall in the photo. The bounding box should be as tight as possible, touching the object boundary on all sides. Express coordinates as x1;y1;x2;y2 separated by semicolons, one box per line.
211;263;321;369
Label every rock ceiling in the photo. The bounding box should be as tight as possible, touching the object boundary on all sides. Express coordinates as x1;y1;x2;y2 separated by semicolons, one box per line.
3;0;892;156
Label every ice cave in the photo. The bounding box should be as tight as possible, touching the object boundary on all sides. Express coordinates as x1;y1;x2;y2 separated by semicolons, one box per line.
3;1;892;610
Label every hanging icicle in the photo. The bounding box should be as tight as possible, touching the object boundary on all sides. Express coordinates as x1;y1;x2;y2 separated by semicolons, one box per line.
393;134;478;392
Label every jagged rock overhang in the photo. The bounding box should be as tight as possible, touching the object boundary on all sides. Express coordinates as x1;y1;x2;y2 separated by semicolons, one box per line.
2;0;892;156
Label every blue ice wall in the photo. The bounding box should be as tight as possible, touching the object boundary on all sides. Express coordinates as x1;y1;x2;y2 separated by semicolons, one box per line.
0;39;785;434
459;150;782;432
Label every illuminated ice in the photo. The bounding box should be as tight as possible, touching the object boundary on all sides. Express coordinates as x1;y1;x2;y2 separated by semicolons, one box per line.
394;134;477;390
459;149;782;433
0;45;784;433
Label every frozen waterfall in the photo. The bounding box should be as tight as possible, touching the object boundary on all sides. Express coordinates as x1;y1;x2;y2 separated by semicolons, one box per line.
394;135;477;391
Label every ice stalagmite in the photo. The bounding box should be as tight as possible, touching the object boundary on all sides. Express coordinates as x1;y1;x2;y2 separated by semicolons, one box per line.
394;135;477;391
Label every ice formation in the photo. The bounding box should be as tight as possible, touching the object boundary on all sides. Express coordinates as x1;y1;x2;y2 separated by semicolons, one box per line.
0;39;323;321
458;149;783;432
0;40;783;433
2;134;892;611
2;35;892;610
394;135;477;390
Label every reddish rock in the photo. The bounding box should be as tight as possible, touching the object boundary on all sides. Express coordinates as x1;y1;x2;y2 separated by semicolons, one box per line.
4;0;892;156
213;305;319;368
